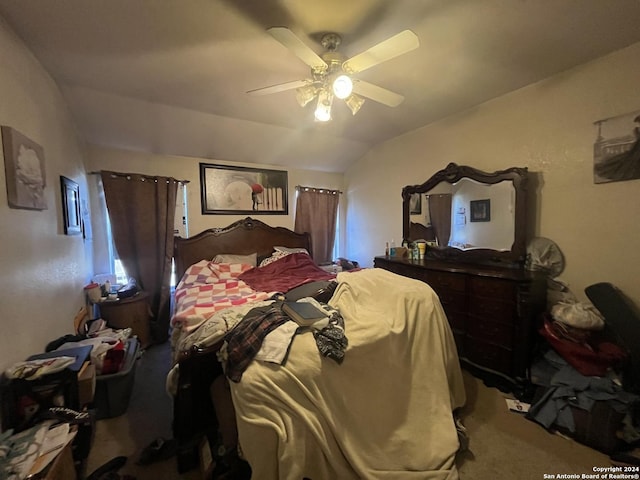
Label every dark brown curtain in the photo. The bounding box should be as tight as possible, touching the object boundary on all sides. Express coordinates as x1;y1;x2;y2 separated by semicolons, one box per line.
294;187;340;264
428;194;452;247
100;171;178;344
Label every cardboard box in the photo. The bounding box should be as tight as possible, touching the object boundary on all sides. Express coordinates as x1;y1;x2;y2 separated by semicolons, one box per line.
391;246;409;257
44;442;77;480
77;362;96;407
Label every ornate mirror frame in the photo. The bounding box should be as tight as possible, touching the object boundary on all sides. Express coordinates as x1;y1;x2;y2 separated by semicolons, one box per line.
402;163;529;267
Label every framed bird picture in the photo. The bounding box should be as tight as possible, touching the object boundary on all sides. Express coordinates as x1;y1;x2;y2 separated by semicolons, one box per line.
199;163;288;215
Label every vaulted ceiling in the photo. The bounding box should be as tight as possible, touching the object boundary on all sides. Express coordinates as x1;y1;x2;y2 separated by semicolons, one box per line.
2;0;640;172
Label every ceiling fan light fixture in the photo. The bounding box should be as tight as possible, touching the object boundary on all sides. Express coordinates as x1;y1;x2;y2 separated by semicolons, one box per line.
295;85;316;107
345;94;365;115
253;27;418;122
314;89;333;122
332;74;353;99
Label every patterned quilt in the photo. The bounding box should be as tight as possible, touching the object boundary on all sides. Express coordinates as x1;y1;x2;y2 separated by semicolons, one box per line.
170;254;337;358
171;260;272;334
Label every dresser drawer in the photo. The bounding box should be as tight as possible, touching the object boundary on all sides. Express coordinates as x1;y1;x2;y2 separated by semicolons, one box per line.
466;317;513;347
464;339;512;377
426;271;466;293
410;269;431;285
375;261;407;277
435;290;466;315
468;296;515;325
452;331;466;357
445;309;466;331
469;276;516;298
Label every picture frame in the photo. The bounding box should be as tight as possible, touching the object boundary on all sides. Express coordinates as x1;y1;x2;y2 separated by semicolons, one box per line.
409;193;422;214
60;176;82;235
593;109;640;184
1;126;47;210
470;199;491;222
200;163;288;215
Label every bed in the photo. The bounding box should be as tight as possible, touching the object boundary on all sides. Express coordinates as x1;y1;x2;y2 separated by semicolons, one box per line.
169;217;466;479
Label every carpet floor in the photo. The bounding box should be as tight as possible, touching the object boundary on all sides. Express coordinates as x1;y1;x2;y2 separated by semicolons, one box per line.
85;341;614;479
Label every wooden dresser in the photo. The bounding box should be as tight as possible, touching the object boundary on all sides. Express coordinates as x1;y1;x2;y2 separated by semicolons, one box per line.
374;255;546;390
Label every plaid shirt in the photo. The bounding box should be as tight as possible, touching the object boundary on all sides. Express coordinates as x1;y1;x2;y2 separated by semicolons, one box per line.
224;300;348;382
224;301;289;382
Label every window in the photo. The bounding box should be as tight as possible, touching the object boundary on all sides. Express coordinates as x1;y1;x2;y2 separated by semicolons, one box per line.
332;207;340;261
105;214;128;286
99;178;189;288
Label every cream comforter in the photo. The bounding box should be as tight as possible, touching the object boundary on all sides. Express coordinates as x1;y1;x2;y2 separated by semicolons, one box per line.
230;268;466;480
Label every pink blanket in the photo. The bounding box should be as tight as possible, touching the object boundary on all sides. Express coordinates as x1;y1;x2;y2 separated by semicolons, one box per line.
171;260;272;332
239;253;335;293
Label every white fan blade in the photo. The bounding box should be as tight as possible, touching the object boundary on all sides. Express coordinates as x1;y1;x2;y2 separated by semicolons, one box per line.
267;27;328;71
343;30;419;74
352;80;404;107
247;80;308;96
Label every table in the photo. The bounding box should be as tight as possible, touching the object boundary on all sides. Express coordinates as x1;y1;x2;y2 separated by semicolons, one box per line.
98;292;152;349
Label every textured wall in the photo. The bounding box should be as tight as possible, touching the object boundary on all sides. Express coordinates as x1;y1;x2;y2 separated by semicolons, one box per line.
345;42;640;307
0;17;92;370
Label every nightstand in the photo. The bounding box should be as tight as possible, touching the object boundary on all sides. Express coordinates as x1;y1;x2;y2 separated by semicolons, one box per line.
98;292;152;349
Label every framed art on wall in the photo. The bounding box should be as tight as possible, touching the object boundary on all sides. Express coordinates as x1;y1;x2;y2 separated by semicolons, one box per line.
593;109;640;184
60;176;82;235
200;163;288;215
470;199;491;222
409;193;422;214
1;126;47;210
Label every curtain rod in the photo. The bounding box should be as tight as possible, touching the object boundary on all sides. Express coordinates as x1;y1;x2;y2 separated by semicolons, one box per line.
89;170;190;184
296;185;342;194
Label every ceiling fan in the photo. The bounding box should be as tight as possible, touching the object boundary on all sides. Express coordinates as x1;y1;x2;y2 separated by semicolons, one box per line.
247;27;419;122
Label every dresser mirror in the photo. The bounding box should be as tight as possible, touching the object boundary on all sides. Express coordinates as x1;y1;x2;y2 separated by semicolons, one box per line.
402;163;529;266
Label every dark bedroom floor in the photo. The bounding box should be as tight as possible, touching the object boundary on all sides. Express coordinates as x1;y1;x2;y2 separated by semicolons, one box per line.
85;340;612;480
85;341;200;479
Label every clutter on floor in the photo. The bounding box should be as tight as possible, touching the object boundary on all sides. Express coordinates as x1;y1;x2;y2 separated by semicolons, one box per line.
85;455;136;480
525;282;640;463
0;305;143;479
0;406;94;480
136;437;177;466
0;418;74;479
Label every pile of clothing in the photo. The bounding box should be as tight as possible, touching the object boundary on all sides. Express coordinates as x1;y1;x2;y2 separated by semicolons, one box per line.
45;320;133;376
528;299;640;455
538;301;626;377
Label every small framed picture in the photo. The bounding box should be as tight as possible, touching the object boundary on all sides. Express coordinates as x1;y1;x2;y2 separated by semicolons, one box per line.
470;199;490;222
409;193;422;214
60;176;82;235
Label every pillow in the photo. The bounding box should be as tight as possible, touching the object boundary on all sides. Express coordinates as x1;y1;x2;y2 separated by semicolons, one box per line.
208;262;253;280
212;252;257;267
274;246;310;256
258;251;289;268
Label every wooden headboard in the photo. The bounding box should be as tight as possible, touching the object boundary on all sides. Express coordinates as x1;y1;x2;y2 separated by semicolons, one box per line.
173;217;312;280
409;222;436;242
